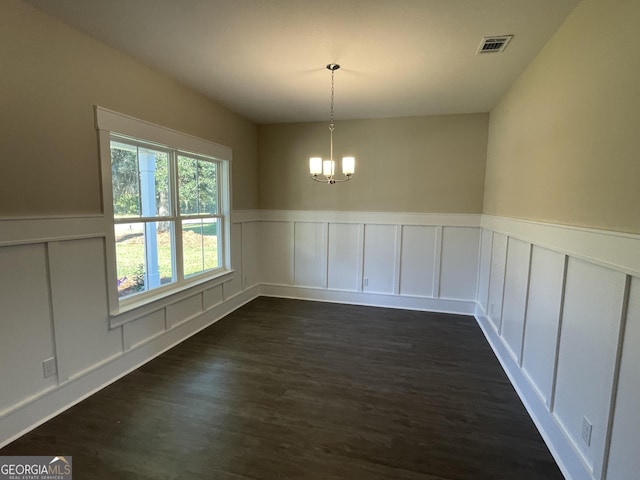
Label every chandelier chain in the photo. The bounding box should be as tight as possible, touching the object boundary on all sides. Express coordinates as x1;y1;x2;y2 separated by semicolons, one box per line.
330;67;335;130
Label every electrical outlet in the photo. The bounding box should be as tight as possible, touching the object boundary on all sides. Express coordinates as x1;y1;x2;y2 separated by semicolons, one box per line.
363;277;369;287
43;357;57;378
581;417;592;446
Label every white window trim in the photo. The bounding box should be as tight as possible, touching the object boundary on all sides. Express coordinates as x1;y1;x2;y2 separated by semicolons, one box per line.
95;106;233;319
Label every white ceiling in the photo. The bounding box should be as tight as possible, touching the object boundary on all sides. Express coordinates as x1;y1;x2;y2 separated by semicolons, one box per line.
25;0;581;124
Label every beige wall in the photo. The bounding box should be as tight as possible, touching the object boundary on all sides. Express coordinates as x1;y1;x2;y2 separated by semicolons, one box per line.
258;114;488;213
0;0;258;216
484;0;640;233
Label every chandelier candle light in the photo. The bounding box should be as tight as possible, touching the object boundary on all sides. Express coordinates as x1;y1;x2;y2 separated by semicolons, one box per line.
309;64;355;184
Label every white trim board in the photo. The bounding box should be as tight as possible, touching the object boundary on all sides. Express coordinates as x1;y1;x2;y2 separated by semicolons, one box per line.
482;215;640;277
2;212;635;261
232;210;261;224
95;106;232;161
0;211;260;247
261;284;477;315
0;216;105;247
260;210;481;227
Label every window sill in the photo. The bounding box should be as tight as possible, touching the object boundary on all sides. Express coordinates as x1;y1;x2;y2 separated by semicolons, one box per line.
109;269;235;329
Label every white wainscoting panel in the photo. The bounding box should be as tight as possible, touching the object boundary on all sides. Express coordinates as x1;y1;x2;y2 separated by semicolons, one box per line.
399;225;436;297
476;229;493;312
487;233;508;331
259;221;291;285
553;258;626;474
294;222;328;288
259;211;479;312
327;223;362;292
48;238;122;382
166;294;203;328
0;244;57;414
241;221;259;288
122;310;166;351
363;224;397;294
204;284;224;310
500;238;531;363
521;246;566;405
606;276;640;480
439;227;480;301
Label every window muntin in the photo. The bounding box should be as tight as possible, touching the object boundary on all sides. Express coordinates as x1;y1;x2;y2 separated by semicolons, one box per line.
110;136;223;300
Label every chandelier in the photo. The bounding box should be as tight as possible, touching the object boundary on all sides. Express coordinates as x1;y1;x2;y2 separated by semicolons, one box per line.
309;64;355;184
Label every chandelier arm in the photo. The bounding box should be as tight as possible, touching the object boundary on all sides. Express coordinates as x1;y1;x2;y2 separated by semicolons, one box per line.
310;174;352;184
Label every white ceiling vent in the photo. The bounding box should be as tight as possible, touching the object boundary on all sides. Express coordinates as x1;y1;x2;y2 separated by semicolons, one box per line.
476;35;513;54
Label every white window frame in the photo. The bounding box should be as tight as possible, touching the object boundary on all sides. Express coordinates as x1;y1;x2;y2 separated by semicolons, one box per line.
95;106;233;319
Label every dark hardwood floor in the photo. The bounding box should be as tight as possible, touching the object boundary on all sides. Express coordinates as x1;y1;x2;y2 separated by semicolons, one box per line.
1;297;563;479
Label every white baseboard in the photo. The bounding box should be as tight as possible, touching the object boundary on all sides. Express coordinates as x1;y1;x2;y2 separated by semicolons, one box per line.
474;304;592;480
0;285;260;449
260;284;477;315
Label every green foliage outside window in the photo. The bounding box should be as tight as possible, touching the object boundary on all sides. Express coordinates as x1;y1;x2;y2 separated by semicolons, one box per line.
111;146;216;218
111;146;140;216
178;155;217;215
110;140;221;299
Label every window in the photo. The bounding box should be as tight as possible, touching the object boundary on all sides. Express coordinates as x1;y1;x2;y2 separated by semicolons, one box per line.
96;107;232;315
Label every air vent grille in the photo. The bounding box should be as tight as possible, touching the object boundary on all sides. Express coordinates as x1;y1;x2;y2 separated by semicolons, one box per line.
477;35;513;54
